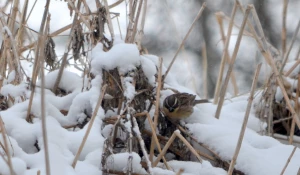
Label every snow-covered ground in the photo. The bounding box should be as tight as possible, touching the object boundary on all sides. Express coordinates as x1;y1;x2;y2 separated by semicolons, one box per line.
0;41;299;175
1;0;300;175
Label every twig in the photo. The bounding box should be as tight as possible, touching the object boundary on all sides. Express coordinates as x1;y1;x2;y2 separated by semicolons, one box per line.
72;84;107;168
163;2;206;80
202;42;208;99
0;116;14;175
284;58;300;76
227;63;261;175
149;57;162;163
289;72;300;144
215;12;239;97
173;131;203;163
40;13;51;175
103;0;115;42
26;0;50;123
215;5;252;119
129;0;143;43
132;117;153;174
153;131;177;167
213;1;238;104
52;0;81;94
145;113;170;170
280;19;300;73
273;116;293;124
280;146;297;175
250;5;300;130
282;0;288;56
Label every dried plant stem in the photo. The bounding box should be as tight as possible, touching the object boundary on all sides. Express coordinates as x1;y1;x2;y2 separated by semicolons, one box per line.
227;63;261;175
132;117;153;174
215;12;238;97
26;0;51;122
280;20;300;73
285;58;300;76
72;84;107;168
40;14;51;175
250;6;300;130
213;1;238;104
145;113;170;170
280;146;297;175
173;131;203;163
153;131;177;167
175;169;184;175
215;5;251;119
125;0;138;42
129;0;143;43
137;0;147;43
282;0;288;56
149;57;162;163
163;2;206;80
53;0;81;93
289;72;300;144
296;46;300;60
103;0;115;41
176;125;221;160
202;43;208;98
0;116;14;175
7;0;19;33
16;0;29;50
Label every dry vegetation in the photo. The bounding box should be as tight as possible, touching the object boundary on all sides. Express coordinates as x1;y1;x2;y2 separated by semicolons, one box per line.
0;0;299;175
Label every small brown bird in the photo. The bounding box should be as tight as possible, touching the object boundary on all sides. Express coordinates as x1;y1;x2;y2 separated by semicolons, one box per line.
163;93;209;120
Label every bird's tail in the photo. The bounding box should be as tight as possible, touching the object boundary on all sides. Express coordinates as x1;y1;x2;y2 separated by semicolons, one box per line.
193;99;210;105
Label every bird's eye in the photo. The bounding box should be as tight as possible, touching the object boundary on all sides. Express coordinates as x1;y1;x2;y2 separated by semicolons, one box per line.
169;107;174;112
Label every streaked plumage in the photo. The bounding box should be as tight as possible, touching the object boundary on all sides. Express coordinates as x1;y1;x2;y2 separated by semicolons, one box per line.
163;93;209;120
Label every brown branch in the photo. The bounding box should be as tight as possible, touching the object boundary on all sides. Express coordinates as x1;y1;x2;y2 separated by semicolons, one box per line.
227;63;261;175
163;2;206;81
215;5;252;119
72;84;107;168
213;1;238;104
280;146;297;175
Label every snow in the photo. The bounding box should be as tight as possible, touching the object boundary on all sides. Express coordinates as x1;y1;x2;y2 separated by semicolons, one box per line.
1;39;300;175
1;1;300;174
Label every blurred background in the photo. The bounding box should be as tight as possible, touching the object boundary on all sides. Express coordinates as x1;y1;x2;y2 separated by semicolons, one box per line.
0;0;299;98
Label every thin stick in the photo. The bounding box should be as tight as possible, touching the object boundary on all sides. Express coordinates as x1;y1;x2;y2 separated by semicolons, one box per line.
296;46;300;60
72;84;107;168
132;117;153;174
174;131;203;163
215;12;239;97
137;0;147;42
280;146;297;175
215;5;252;119
280;20;300;73
213;1;238;104
40;14;51;175
26;0;51;122
289;72;300;144
202;42;208;99
273;116;293;124
149;57;162;163
153;131;177;167
282;0;288;56
129;0;143;43
0;116;14;175
52;0;81;94
163;2;206;80
227;63;262;175
285;57;300;76
145;113;170;169
250;5;300;130
103;0;115;41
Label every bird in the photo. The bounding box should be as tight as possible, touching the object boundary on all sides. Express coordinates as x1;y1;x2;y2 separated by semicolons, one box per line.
162;93;209;120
